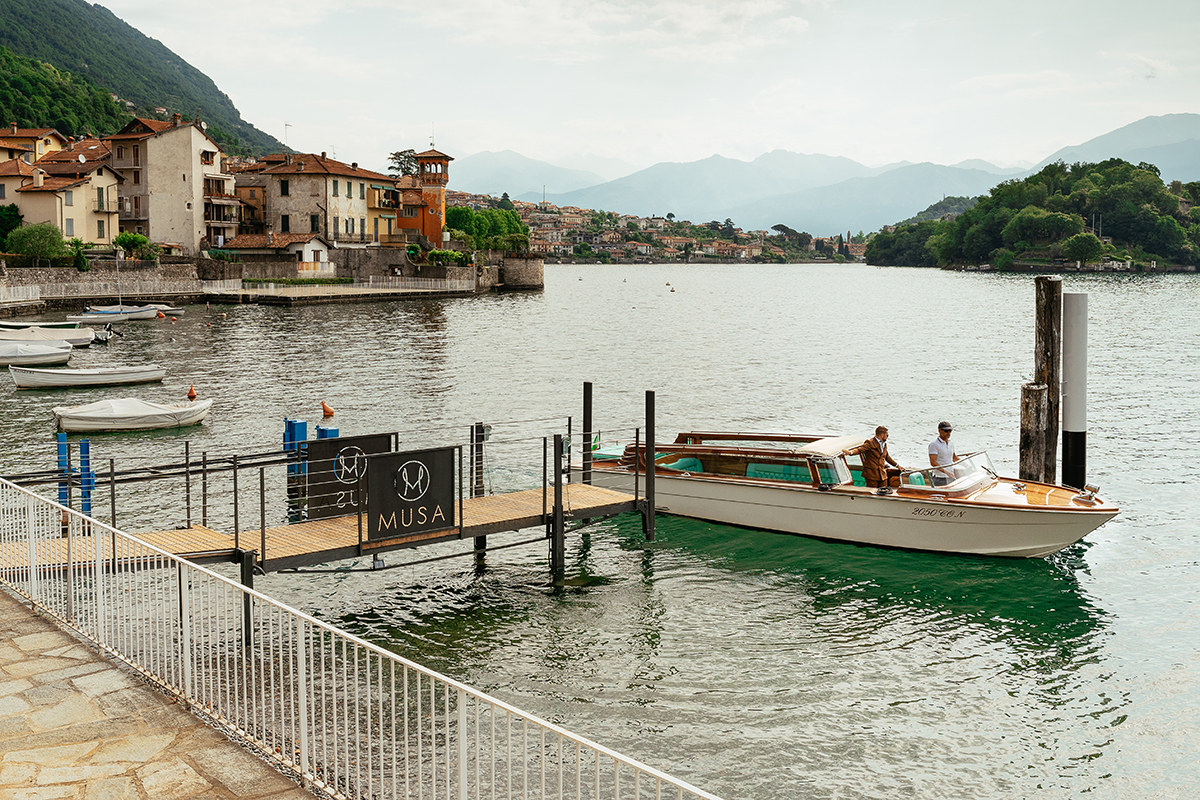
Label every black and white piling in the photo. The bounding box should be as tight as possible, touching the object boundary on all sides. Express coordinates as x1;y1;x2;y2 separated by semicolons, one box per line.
1061;292;1088;490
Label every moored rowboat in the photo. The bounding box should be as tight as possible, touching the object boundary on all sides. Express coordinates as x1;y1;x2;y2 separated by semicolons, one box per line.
0;326;95;347
10;364;165;389
0;320;81;329
583;431;1119;558
53;397;213;432
86;304;161;320
0;342;72;366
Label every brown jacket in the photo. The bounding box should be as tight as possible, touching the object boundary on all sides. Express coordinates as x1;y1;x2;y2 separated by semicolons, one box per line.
846;437;899;484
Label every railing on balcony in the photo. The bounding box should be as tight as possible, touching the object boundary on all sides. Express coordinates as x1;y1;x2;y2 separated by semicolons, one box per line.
0;477;721;800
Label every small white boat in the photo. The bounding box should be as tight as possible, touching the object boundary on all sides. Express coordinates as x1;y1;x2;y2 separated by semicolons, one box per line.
86;304;161;320
53;397;213;432
584;431;1119;558
10;364;165;389
0;320;81;330
67;311;132;324
0;342;73;366
0;326;95;347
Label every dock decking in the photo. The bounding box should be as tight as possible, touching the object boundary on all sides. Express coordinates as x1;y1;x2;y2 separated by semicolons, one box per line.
3;483;636;572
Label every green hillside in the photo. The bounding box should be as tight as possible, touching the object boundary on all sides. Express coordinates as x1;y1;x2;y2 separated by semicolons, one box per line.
0;0;284;156
0;46;130;136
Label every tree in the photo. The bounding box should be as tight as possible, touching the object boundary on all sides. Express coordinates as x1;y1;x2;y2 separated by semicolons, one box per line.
387;149;417;177
7;222;66;265
1061;232;1105;264
0;203;22;250
113;231;147;253
497;193;515;212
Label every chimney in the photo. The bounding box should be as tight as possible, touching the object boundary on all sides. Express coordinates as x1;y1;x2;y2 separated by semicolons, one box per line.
321;152;327;160
285;154;294;165
33;168;44;188
172;113;182;127
10;122;16;134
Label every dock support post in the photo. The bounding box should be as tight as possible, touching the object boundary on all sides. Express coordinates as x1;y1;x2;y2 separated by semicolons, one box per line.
551;434;565;580
236;548;255;647
642;390;656;542
79;439;92;518
582;382;593;486
232;454;240;547
472;423;486;570
184;442;191;529
57;433;69;509
201;452;208;527
1062;292;1088;490
108;458;116;529
1034;275;1062;483
1019;383;1048;482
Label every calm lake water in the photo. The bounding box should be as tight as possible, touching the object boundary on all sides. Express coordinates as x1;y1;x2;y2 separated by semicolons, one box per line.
2;263;1198;799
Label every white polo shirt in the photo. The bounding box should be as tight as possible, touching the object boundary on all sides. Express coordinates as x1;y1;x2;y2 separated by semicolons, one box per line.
928;436;955;466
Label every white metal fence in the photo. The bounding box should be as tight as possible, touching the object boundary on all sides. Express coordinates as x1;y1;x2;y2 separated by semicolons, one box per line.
34;279;204;299
0;285;41;303
201;278;476;297
0;477;721;800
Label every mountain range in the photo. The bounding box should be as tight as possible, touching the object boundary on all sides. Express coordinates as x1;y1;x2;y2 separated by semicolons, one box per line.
455;114;1200;234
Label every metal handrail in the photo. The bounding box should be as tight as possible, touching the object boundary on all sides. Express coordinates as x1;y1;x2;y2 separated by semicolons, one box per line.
0;476;722;800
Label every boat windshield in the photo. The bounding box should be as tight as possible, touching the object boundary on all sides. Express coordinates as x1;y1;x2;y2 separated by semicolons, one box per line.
900;451;997;491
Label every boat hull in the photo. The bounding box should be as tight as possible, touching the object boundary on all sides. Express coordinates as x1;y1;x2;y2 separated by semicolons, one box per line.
0;343;72;366
587;467;1116;558
10;365;165;389
0;327;95;347
86;305;160;320
53;398;213;432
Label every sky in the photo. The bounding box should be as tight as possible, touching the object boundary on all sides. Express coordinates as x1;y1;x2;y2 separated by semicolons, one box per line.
101;0;1198;178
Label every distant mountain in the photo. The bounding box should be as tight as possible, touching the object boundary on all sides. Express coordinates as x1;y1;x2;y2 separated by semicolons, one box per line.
950;159;1027;176
552;152;640;182
533;151;878;219
0;0;284;156
722;163;1003;234
454;150;605;197
1035;113;1200;180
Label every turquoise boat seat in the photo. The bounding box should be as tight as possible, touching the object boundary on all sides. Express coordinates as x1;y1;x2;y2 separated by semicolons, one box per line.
661;457;703;473
908;473;926;486
850;468;866;487
746;463;811;482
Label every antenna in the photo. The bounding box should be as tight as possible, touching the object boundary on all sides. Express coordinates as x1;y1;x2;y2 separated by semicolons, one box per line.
284;122;292;147
430;123;435;148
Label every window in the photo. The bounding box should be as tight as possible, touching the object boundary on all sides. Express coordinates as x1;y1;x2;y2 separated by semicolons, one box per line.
333;216;338;236
332;180;339;197
64;218;74;236
64;191;73;206
281;214;290;233
280;179;289;196
359;183;365;199
347;217;353;234
133;171;140;185
359;217;365;236
201;151;214;165
310;214;319;233
0;185;5;199
249;189;256;199
97;219;105;239
132;145;139;166
116;146;124;159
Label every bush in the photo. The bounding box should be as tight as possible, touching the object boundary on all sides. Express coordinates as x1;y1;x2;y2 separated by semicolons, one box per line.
6;223;67;266
112;231;148;253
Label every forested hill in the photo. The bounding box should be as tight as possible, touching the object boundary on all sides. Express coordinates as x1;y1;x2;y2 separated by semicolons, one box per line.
0;0;284;156
0;46;130;137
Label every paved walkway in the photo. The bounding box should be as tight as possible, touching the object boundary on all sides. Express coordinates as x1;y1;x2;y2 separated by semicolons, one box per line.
0;588;316;800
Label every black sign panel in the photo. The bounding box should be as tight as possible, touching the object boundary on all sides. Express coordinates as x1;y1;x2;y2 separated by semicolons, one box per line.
367;447;456;542
306;433;392;520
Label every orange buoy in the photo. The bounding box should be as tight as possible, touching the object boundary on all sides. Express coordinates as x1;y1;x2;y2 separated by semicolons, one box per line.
321;401;335;417
171;316;177;322
157;310;166;319
187;385;197;401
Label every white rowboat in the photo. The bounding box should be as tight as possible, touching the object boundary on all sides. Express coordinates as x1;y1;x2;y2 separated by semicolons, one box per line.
0;320;81;329
86;304;161;320
0;342;72;366
0;327;95;347
53;397;213;432
10;364;166;389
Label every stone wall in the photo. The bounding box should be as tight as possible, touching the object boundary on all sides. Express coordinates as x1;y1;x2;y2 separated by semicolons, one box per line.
498;256;544;290
1;260;199;287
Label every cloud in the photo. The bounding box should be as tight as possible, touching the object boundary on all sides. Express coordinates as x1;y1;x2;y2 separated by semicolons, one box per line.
1126;53;1177;81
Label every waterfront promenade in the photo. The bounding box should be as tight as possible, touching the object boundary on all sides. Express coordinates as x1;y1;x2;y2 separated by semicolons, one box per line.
0;588;314;800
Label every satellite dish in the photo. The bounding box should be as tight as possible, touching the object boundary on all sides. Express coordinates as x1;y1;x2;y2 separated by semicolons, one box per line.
78;154;85;163
200;122;207;130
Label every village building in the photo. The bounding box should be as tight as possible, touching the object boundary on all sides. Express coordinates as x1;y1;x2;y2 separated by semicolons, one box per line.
390;150;454;246
4;124;68;161
103;115;237;254
222;232;334;276
253;152;391;247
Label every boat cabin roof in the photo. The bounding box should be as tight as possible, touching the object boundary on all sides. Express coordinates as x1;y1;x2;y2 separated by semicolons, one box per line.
794;434;873;457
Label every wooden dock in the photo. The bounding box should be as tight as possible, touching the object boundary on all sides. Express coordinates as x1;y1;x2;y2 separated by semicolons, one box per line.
86;483;635;572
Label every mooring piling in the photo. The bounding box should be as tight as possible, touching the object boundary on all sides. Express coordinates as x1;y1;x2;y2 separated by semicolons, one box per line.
1062;292;1088;490
1033;275;1062;483
642;390;656;542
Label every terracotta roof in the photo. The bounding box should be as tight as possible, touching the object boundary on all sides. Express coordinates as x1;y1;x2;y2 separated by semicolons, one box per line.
0;138;33;152
36;139;111;170
224;232;328;250
0;160;34;177
16;175;88;192
5;126;64;141
415;149;454;161
261;153;391;181
105;117;199;142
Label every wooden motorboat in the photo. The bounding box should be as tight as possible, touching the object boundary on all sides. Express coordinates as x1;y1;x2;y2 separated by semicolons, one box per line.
10;364;165;389
86;304;161;320
53;397;213;432
583;431;1119;558
0;342;72;366
0;326;95;347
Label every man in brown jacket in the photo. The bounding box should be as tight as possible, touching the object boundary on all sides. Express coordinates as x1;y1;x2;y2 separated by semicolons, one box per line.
842;426;902;489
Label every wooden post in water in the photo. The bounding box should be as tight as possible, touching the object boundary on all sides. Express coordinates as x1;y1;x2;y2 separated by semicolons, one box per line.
1033;276;1062;483
1019;383;1048;482
642;390;656;542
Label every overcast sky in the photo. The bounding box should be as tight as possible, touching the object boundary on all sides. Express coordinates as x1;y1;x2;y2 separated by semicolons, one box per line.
101;0;1197;176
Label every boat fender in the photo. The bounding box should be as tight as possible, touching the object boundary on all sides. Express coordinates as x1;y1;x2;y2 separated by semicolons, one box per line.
187;385;197;401
817;483;832;491
171;317;177;322
157;311;166;319
322;401;335;417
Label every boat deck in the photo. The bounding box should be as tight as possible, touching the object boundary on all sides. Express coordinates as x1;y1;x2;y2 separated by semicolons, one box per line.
2;483;637;572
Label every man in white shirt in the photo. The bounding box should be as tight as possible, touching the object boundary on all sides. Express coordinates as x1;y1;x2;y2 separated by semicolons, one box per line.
927;421;957;486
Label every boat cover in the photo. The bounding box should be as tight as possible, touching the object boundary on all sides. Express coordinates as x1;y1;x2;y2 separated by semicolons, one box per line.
53;398;213;432
0;342;73;366
0;327;95;346
793;434;875;457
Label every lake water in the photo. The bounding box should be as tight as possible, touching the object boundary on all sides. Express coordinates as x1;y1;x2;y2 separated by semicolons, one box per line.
2;263;1198;799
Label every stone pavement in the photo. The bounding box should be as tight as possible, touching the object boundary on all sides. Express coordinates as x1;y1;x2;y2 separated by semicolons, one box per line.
0;587;317;800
